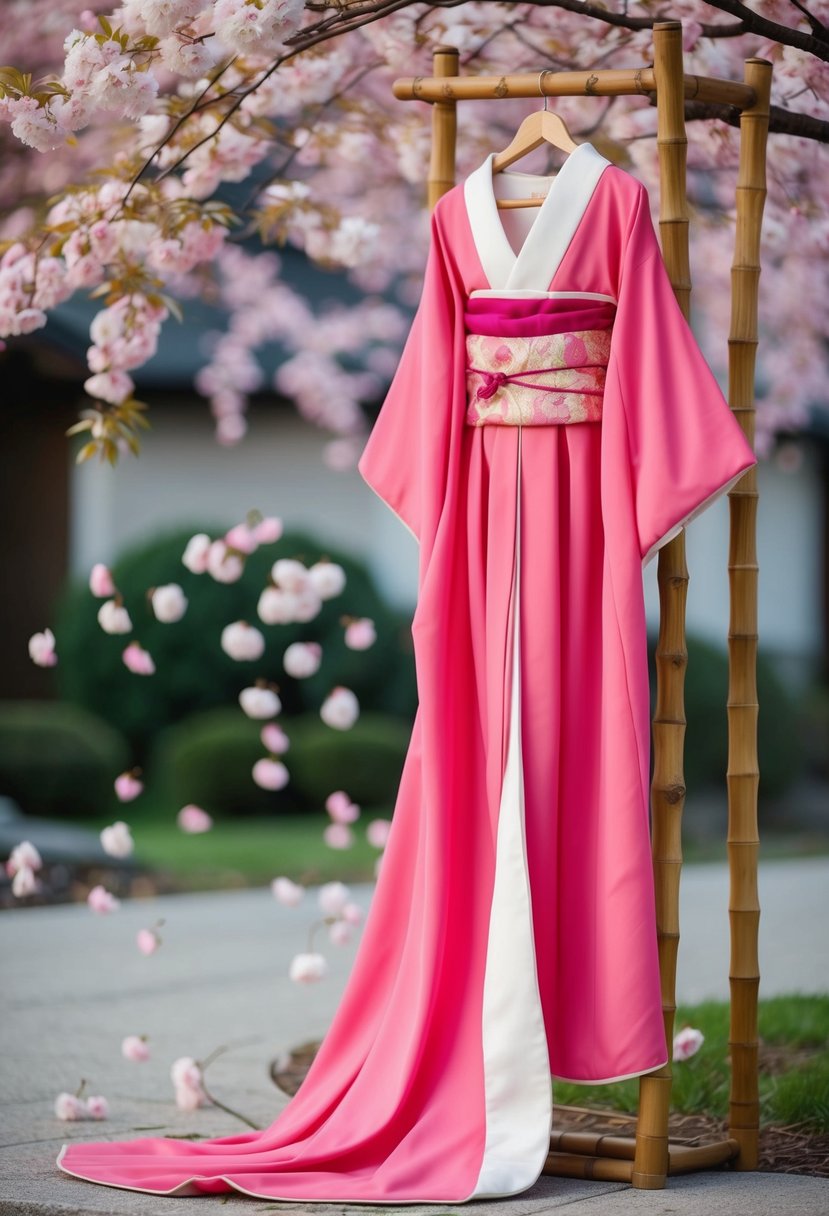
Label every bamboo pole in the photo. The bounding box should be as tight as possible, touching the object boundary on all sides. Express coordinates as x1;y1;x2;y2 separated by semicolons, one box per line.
427;46;459;210
668;1140;741;1173
394;69;755;110
633;20;690;1192
543;1153;634;1182
726;55;772;1171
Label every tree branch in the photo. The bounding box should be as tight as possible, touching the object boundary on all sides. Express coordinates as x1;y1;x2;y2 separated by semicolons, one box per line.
683;97;829;142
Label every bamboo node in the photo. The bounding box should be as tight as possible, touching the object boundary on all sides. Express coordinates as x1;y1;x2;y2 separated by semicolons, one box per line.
585;74;600;95
494;77;509;99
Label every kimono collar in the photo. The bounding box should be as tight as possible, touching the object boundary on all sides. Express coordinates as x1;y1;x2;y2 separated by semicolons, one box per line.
464;142;611;292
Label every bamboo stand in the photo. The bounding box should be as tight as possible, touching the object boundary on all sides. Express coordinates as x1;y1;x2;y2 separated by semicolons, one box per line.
393;20;771;1190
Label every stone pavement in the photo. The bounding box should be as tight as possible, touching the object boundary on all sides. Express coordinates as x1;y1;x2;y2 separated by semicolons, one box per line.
1;858;827;1215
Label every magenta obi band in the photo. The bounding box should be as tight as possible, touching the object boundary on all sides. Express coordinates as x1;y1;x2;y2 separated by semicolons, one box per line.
465;328;611;427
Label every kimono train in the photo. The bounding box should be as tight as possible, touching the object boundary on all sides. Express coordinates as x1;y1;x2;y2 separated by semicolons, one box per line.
57;143;757;1202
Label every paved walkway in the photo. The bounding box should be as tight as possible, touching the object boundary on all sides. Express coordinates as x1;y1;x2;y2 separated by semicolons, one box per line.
1;859;827;1214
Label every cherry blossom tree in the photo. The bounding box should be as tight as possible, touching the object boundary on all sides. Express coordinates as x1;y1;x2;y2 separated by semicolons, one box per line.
0;2;826;462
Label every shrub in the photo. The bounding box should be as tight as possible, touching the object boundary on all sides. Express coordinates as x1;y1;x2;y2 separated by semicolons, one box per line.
150;705;299;818
0;701;129;819
150;707;412;818
274;711;412;809
52;525;417;760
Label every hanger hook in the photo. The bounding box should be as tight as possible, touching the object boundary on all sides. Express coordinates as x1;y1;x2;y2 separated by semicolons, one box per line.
539;68;551;111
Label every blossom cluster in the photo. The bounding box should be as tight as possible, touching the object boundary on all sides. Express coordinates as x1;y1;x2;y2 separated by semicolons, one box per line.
2;3;824;460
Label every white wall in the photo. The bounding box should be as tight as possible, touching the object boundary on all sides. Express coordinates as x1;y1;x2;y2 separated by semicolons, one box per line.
70;400;821;670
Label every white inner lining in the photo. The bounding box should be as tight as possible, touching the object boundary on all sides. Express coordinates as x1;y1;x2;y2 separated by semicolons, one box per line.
469;425;553;1198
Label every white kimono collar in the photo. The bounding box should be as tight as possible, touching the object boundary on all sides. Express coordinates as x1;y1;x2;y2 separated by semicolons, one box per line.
463;142;611;292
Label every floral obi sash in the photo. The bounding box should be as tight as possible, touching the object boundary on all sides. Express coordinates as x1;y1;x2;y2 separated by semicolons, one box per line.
464;297;615;427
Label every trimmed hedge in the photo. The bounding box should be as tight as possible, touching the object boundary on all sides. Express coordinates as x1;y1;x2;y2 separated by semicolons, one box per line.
150;705;297;818
150;707;411;818
52;525;417;760
0;701;129;819
286;711;412;808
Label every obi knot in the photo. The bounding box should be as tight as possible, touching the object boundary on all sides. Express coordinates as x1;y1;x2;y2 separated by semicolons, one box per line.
476;371;509;400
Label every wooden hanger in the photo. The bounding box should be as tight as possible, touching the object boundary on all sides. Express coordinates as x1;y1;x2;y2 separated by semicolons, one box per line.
492;70;579;209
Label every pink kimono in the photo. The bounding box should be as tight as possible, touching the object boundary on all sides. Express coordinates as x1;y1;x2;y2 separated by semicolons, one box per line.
57;144;757;1202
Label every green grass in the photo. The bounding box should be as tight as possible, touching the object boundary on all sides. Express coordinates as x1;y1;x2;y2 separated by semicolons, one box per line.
553;995;829;1131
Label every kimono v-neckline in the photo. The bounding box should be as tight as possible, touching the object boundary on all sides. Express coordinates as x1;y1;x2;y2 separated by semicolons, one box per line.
464;142;611;292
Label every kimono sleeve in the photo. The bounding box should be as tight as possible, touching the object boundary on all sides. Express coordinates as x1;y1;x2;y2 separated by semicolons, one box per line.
609;186;758;567
357;209;455;545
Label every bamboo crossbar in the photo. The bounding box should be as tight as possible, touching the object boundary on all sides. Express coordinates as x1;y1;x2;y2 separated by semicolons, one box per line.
403;16;769;1194
546;1131;741;1174
393;67;756;111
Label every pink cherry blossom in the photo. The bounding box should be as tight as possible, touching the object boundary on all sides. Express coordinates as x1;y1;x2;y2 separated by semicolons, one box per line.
344;617;376;650
673;1026;705;1061
252;516;282;544
124;0;197;39
324;822;354;850
12;865;40;897
288;951;328;983
341;901;363;926
54;1092;85;1121
100;820;134;859
257;585;301;625
239;685;281;718
121;1034;150;1062
122;640;155;675
271;876;304;906
366;818;391;849
87;884;120;914
98;599;132;634
291;585;323;623
114;771;144;801
318;881;349;917
136;927;161;954
182;532;211;574
171;1056;209;1110
271;558;310;593
213;0;304;57
283;641;322;679
89;563;115;597
308;560;346;600
221;621;265;661
150;583;188;622
207;539;244;583
28;627;57;667
252;757;289;790
84;1094;109;1119
260;722;289;754
224;522;259;554
177;804;213;833
320;686;359;730
7;96;66;152
6;839;42;874
325;790;360;824
84;370;134;405
329;919;353;946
